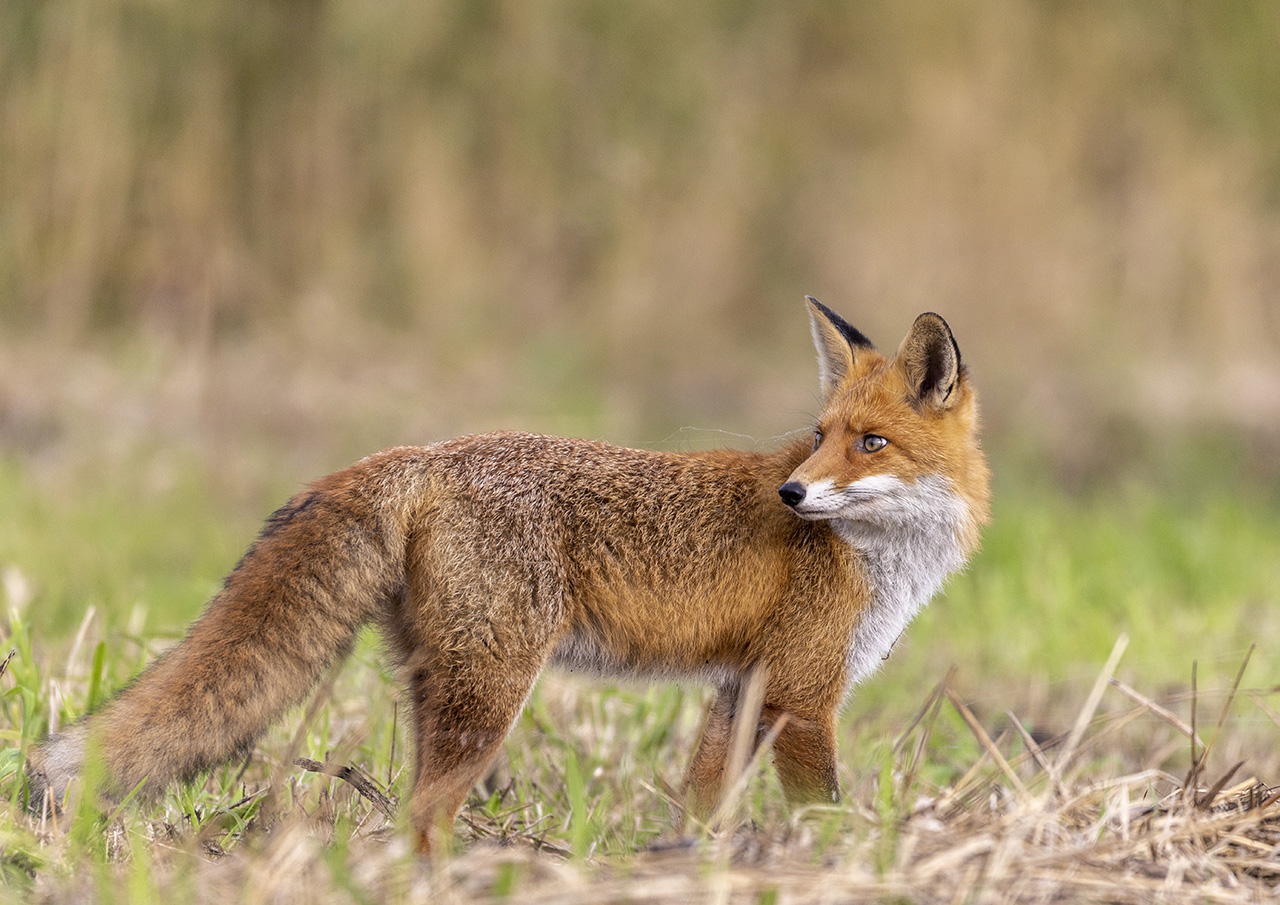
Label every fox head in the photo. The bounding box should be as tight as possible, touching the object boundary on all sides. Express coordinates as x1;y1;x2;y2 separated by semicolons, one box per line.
779;298;990;555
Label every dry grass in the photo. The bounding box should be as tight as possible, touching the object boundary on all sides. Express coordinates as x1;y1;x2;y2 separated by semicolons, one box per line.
11;638;1280;904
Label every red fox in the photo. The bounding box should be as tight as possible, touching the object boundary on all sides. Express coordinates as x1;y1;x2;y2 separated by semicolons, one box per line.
30;299;990;852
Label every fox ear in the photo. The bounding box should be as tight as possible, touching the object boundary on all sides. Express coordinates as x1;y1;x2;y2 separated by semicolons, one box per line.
896;312;962;410
806;296;876;400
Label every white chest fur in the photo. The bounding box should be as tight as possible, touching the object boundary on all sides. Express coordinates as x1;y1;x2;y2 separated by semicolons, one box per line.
832;475;970;695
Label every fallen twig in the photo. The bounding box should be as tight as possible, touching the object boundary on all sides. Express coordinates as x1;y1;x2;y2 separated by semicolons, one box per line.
1108;677;1204;749
293;757;397;821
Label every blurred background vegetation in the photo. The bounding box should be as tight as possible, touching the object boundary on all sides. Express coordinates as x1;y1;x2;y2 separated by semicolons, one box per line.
1;1;1278;663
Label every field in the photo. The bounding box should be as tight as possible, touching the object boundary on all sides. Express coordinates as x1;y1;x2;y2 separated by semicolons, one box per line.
4;2;1280;901
2;443;1279;903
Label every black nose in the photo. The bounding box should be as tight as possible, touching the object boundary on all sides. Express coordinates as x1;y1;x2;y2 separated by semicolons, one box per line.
778;482;806;507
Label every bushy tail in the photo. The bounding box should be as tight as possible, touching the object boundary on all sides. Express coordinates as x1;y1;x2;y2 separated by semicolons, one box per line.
30;460;410;808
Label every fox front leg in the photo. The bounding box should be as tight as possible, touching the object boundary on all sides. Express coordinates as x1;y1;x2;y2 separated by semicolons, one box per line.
762;705;841;806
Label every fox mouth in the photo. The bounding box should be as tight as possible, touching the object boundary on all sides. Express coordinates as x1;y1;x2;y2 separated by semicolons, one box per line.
779;475;901;520
790;505;837;520
791;493;883;521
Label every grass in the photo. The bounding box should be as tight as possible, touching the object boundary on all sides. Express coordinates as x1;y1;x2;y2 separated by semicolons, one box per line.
5;3;1280;896
0;451;1278;902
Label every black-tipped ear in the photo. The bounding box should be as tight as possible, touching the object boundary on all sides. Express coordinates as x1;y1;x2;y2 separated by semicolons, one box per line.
806;296;876;400
896;312;961;410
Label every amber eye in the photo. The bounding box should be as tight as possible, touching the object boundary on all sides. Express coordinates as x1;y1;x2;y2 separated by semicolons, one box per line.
860;434;888;453
812;429;824;452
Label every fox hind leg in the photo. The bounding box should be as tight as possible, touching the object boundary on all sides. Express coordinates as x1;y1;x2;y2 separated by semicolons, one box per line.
406;645;549;855
681;680;739;826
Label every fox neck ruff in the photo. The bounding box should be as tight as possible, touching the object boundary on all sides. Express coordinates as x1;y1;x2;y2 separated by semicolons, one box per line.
831;474;972;695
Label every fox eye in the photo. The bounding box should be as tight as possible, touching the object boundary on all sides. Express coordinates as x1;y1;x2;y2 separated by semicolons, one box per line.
860;434;888;453
812;429;824;452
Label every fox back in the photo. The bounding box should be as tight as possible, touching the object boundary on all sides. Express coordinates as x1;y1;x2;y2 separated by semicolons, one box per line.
30;299;989;853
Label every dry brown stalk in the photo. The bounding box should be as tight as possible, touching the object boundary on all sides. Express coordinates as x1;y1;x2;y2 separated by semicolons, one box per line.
893;668;953;756
293;757;396;821
1196;761;1246;810
1186;646;1255;804
1055;632;1128;773
945;688;1028;799
1192;659;1200;769
936;743;994;812
644;774;685;818
1108;677;1205;748
894;674;949;804
1006;709;1067;799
